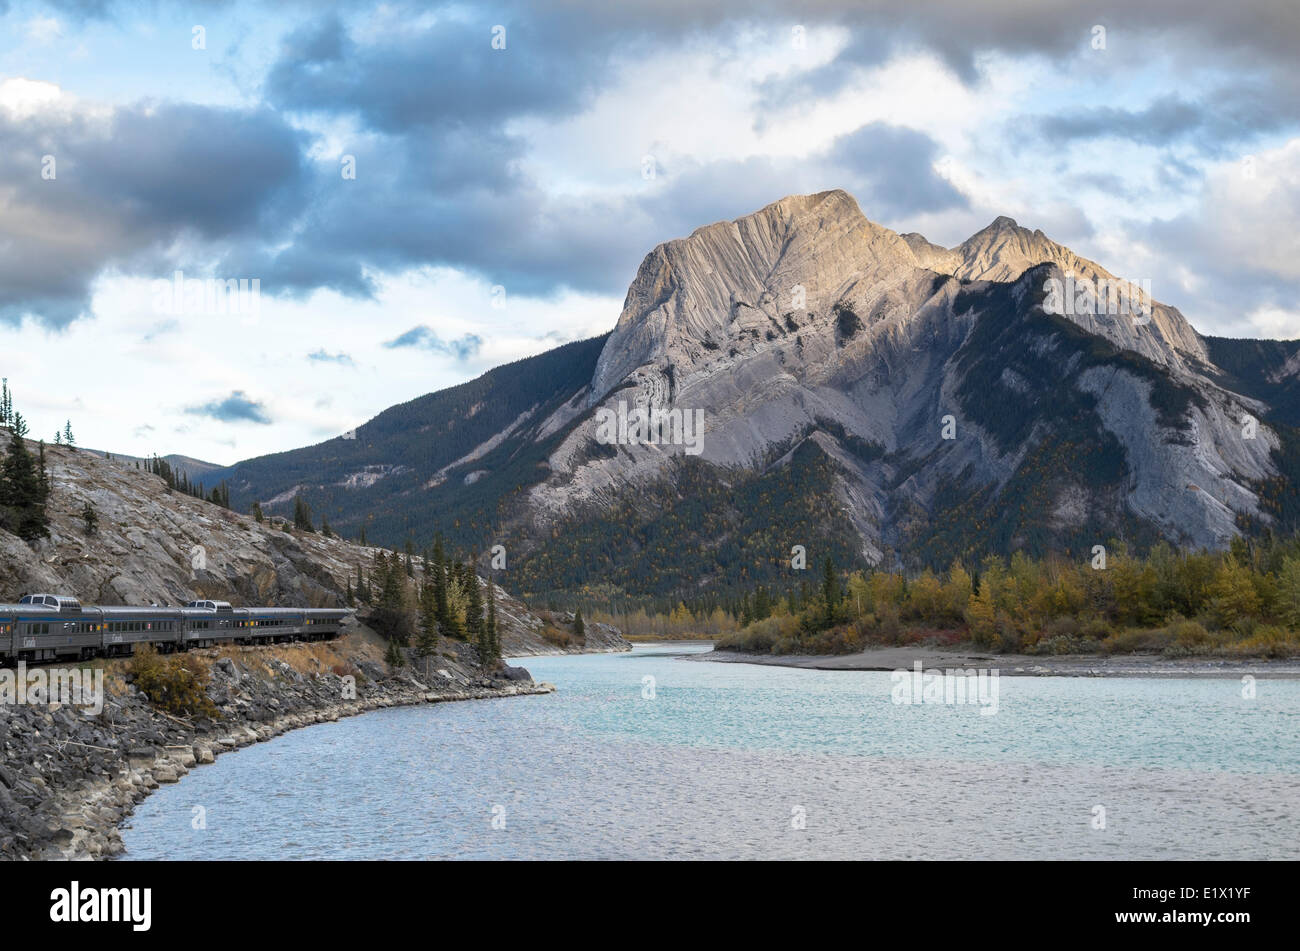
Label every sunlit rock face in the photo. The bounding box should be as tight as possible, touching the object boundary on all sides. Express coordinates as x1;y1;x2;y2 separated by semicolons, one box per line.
192;190;1297;582
517;189;1280;558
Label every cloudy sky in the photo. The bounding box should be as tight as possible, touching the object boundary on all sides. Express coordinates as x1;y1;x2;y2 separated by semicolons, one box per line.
2;0;1299;464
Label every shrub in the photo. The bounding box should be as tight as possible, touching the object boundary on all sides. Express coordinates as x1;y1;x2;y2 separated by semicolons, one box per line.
1102;627;1167;654
128;645;219;718
1234;625;1299;658
540;625;573;648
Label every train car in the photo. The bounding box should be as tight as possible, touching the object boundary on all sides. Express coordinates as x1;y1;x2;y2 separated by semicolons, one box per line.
0;594;350;665
181;600;245;648
2;594;105;662
0;602;13;662
243;606;309;643
302;608;349;641
97;604;184;656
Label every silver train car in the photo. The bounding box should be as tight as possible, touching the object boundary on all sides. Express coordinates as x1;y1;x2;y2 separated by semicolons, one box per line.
0;594;350;663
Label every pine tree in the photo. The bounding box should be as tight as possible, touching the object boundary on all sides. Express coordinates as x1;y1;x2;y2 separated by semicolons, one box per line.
432;536;449;628
573;606;585;636
372;550;413;644
252;501;264;522
0;428;49;541
293;495;315;532
37;441;48;502
81;501;98;534
62;420;76;450
821;556;839;626
465;562;483;636
384;637;406;668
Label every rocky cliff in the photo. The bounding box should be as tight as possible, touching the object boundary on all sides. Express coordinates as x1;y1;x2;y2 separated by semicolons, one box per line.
533;190;1285;560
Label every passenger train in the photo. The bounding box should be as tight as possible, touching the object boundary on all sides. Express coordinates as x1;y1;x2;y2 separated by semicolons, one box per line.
0;594;350;664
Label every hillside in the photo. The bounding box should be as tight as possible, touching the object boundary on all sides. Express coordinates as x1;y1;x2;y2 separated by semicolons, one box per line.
0;443;628;655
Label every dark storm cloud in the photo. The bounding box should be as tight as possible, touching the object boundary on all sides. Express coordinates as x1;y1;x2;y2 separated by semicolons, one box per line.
0;101;308;327
383;327;483;360
222;116;961;303
264;14;605;132
7;0;1300;326
184;390;273;424
745;0;1300;99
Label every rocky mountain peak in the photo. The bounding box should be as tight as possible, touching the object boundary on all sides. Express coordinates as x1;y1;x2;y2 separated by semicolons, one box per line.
589;189;922;400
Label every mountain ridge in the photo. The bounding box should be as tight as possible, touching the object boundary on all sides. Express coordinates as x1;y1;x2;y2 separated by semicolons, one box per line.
167;190;1300;604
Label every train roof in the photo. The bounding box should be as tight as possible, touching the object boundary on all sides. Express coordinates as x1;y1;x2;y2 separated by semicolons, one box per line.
184;599;234;611
1;598;354;615
97;605;184;616
15;593;82;611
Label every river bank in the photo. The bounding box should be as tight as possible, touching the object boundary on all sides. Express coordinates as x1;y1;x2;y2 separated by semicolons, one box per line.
693;644;1300;677
0;623;552;861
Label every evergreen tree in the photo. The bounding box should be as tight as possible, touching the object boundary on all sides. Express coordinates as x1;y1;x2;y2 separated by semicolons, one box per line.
415;559;440;677
371;550;413;644
81;501;98;535
384;637;406;668
62;420;75;450
0;428;49;541
573;606;585;636
432;536;449;628
821;556;839;626
293;495;315;532
465;561;483;636
252;501;264;522
37;441;48;502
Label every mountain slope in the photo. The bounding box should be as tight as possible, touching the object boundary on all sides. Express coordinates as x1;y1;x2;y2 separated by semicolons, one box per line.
210;333;608;546
0;443;628;653
209;190;1296;603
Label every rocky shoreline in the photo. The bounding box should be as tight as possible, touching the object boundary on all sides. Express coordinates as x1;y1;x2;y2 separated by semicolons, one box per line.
0;630;552;861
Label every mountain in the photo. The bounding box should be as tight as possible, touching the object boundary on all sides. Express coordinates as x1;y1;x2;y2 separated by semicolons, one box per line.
210;190;1300;604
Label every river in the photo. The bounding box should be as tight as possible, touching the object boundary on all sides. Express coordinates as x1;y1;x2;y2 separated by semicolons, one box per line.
119;643;1300;859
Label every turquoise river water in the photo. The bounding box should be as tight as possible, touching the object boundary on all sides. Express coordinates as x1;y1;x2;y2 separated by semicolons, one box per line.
119;644;1300;859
